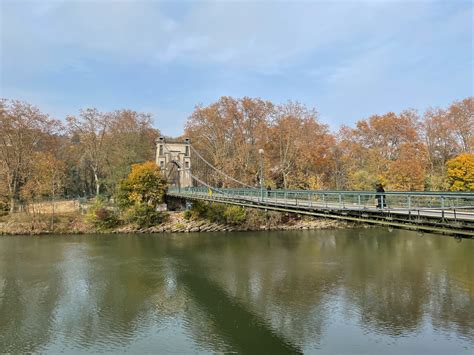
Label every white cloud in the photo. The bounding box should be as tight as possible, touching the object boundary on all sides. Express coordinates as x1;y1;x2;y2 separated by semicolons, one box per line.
2;0;446;75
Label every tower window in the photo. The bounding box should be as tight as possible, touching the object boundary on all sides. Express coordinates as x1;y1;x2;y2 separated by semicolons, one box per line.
159;145;164;156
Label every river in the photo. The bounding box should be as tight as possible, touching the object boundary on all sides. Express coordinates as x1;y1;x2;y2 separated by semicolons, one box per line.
0;228;473;354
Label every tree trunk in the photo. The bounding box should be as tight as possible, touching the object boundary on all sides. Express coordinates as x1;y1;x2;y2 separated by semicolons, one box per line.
9;179;19;213
92;168;100;196
51;181;55;231
10;196;15;213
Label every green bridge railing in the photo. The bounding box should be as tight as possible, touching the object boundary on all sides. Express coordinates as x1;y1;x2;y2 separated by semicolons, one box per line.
168;187;474;212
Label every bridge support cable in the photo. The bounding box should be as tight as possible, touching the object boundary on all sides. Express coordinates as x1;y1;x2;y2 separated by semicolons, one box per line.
189;145;255;189
188;172;230;197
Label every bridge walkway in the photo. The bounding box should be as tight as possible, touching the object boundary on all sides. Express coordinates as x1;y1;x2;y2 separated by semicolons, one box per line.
168;188;474;237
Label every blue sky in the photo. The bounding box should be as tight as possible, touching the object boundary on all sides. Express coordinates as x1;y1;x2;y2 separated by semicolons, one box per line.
1;0;472;136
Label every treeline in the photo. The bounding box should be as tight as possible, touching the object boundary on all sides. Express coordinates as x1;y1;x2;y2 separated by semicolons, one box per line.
1;96;473;213
186;96;473;191
0;99;159;212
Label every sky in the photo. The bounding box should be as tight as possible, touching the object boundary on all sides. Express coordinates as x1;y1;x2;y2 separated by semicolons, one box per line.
1;0;473;136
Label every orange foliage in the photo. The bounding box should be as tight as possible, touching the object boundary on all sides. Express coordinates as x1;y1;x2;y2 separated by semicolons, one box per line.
1;96;471;198
183;96;472;191
388;143;427;190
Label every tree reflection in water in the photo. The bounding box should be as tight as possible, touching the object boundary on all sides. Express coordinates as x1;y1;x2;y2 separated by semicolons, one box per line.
0;229;473;353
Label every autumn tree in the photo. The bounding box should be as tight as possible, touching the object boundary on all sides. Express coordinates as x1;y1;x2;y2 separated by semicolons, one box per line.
267;101;332;189
334;125;366;190
21;152;66;201
387;143;427;190
446;153;474;191
66;108;159;197
66;108;110;197
21;152;66;228
326;137;351;190
0;99;62;212
1;94;471;206
0;165;9;213
103;109;159;192
341;110;425;190
423;107;460;189
185;97;333;190
185;97;273;187
448;97;473;154
116;162;167;207
115;161;167;227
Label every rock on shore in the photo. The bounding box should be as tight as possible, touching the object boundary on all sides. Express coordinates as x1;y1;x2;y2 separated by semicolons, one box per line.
0;211;356;235
113;212;353;234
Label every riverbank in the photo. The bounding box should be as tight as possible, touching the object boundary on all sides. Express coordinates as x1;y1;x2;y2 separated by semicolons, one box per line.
0;211;356;235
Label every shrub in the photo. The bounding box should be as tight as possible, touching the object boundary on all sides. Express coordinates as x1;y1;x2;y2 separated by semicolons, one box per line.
189;201;225;223
188;201;287;228
242;209;266;229
223;205;247;225
266;211;284;227
190;200;210;218
183;210;192;220
190;201;247;225
205;203;227;223
86;199;119;230
123;204;167;228
175;222;186;230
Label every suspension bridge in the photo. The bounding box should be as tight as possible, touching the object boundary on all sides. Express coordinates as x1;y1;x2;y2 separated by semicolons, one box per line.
157;138;474;237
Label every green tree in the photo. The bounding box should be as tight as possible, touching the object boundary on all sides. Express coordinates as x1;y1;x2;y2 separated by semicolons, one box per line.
446;153;474;191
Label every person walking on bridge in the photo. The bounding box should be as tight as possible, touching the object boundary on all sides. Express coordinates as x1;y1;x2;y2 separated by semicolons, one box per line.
375;183;386;209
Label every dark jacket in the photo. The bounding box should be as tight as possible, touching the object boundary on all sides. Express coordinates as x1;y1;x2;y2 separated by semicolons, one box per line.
375;185;386;208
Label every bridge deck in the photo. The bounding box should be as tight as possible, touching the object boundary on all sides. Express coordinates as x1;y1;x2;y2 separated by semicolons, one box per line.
167;189;474;237
239;195;474;221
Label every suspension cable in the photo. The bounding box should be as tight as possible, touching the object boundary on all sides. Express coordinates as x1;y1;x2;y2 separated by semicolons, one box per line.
160;140;224;192
189;144;254;188
189;172;227;195
160;140;255;189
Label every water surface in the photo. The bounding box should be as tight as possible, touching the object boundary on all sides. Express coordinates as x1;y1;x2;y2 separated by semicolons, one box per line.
0;228;473;354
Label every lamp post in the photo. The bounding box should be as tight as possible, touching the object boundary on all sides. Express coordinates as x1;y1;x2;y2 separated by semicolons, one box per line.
259;148;264;201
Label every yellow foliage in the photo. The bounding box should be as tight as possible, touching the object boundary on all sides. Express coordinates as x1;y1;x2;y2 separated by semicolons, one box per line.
446;153;474;191
21;152;66;200
116;161;167;208
307;176;323;190
349;170;377;191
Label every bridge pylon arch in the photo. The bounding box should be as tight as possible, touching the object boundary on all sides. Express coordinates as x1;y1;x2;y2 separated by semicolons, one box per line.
155;137;192;189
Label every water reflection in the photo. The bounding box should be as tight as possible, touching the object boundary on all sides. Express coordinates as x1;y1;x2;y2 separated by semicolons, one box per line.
0;229;473;353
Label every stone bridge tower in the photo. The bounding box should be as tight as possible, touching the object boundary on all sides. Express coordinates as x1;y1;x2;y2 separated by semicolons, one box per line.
155;137;192;189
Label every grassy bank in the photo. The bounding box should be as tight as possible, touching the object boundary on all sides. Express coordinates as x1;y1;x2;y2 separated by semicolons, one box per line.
0;212;91;235
0;201;355;235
